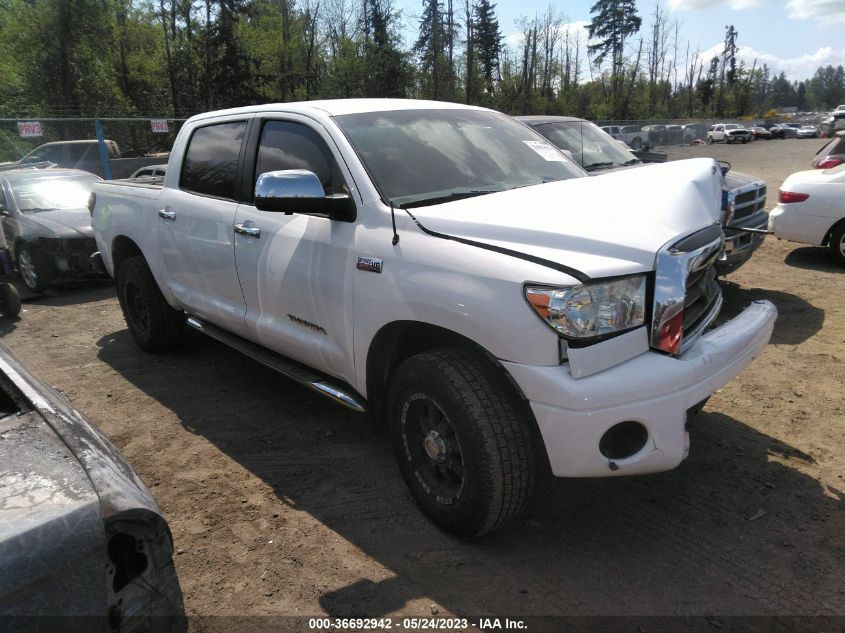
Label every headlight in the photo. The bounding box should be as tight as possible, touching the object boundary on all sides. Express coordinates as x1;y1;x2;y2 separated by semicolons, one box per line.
525;275;647;341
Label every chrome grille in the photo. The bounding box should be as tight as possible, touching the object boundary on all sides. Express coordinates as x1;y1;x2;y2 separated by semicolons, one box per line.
728;182;766;221
652;225;724;355
682;259;721;341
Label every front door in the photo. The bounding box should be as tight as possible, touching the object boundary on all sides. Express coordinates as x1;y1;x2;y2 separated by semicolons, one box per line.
233;117;357;384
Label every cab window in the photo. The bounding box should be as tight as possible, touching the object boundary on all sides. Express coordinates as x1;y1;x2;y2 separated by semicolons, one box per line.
180;121;246;200
254;121;347;196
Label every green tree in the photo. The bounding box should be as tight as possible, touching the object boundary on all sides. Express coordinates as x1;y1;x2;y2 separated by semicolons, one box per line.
587;0;641;118
415;0;452;99
473;0;501;100
363;0;410;96
807;65;845;110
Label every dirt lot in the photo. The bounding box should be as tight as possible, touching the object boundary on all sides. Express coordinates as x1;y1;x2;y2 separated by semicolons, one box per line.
2;138;844;630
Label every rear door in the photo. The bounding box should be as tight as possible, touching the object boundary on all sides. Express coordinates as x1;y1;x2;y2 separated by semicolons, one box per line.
156;118;251;336
233;115;358;383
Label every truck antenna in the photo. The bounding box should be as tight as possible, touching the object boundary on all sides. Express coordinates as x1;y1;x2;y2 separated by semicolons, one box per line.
390;201;400;245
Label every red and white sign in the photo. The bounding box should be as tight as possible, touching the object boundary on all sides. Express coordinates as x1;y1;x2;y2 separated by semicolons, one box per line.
17;121;43;138
150;119;169;134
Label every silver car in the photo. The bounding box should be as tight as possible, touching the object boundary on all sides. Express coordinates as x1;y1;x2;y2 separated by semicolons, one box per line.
0;165;105;293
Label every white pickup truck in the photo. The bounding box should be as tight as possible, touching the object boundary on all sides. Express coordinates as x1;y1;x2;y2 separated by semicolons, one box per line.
91;99;776;538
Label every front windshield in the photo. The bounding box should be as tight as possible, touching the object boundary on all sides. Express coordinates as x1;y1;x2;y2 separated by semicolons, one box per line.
9;174;96;212
333;109;584;206
532;120;639;171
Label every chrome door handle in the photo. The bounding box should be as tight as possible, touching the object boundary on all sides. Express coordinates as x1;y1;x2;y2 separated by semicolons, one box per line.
158;209;176;221
234;223;260;238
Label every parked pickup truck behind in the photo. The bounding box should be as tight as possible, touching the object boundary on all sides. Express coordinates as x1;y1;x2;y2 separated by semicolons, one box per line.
91;100;777;538
0;140;169;179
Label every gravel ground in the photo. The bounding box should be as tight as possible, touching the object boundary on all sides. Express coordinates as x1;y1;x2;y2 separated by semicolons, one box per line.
2;137;843;631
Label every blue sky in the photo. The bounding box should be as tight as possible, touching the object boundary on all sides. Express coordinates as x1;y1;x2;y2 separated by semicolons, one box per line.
395;0;845;81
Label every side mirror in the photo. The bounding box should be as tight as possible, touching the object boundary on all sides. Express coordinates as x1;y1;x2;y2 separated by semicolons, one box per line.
254;170;355;222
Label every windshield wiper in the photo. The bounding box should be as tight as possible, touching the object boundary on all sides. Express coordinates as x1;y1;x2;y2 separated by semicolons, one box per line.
622;158;641;165
582;161;618;171
20;207;57;213
400;189;501;209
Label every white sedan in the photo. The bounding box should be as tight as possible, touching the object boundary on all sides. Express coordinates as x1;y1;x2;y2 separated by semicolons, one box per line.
769;163;845;265
796;125;819;138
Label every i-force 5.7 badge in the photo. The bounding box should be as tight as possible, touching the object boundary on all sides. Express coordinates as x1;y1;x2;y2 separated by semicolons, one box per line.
356;256;383;273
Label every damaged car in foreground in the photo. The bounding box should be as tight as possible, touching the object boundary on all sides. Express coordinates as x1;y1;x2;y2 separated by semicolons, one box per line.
0;165;104;293
0;344;184;632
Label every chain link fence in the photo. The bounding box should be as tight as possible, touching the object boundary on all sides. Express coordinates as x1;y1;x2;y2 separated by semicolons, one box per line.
0;117;186;179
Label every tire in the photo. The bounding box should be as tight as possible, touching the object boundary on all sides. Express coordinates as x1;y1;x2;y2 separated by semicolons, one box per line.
631;137;642;149
116;256;183;352
17;244;46;294
387;348;536;538
0;283;21;317
829;223;845;267
707;136;714;144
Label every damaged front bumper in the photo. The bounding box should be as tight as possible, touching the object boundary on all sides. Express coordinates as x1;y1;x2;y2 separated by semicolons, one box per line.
29;236;106;283
502;300;777;478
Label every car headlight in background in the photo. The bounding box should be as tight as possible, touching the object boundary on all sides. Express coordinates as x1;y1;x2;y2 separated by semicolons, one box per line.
525;275;647;342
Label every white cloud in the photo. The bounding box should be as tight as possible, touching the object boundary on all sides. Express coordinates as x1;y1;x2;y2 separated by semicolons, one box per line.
668;0;762;10
505;20;591;48
786;0;845;22
698;42;845;80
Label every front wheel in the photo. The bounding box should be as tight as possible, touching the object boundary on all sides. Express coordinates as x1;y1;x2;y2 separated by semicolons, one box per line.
17;244;46;294
829;223;845;267
116;256;184;352
388;348;536;538
0;283;21;317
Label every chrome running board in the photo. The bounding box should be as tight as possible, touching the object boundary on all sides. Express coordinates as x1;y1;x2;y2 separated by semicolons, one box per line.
185;315;367;413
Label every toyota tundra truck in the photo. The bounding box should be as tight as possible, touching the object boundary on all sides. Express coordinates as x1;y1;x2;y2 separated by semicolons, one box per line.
91;99;776;538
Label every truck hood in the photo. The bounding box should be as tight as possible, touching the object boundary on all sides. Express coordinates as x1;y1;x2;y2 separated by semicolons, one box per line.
410;158;723;279
723;169;761;190
19;207;94;239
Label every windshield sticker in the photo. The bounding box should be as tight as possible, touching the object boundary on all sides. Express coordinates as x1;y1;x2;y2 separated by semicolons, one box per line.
523;140;565;162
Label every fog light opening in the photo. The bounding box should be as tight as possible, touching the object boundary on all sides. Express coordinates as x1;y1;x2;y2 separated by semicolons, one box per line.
599;421;649;460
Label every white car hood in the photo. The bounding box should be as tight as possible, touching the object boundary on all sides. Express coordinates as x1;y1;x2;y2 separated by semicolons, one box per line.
410;158;723;279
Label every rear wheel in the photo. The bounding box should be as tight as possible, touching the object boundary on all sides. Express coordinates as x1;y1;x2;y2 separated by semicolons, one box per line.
829;223;845;267
387;348;536;538
631;137;642;149
116;256;183;352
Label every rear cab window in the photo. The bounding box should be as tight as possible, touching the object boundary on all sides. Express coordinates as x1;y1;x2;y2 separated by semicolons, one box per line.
180;121;247;200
